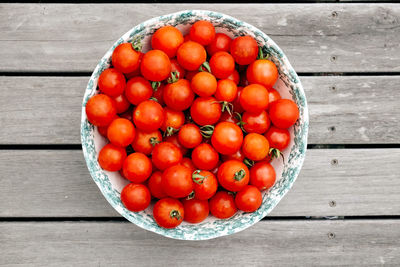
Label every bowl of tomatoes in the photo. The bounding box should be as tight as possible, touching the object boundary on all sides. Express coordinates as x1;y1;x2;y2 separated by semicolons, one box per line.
81;10;308;240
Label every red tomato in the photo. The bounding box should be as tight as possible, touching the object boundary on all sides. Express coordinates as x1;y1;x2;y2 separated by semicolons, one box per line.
112;43;141;74
162;164;194;198
250;161;276;190
192;170;218;200
98;68;126;97
217;160;250;192
161;107;185;134
147;171;167;199
177;41;207;71
152;142;183;170
192;143;219;170
122;152;152;183
163;79;194;111
164;134;188;156
183;199;209;223
206;32;232;56
132;129;162;155
85;94;116;126
268;99;299;129
151;26;184;58
140;50;171;81
190;97;222;126
183;34;191;42
209;51;235;79
119;107;133;121
242;133;269;161
230;36;258;65
268;88;281;106
124;77;153;105
240;84;269;113
209;191;237;219
170;58;186;79
180;157;196;173
219;111;239;124
107;118;136;147
98;143;127;171
247;59;278;89
178;123;202;149
152;83;165;106
153;198;184;229
221;149;245;162
133;100;164;132
211;122;243;155
235;185;262;212
265;126;290;150
112;94;131;114
226;69;240;85
189;20;215;46
191;72;217;97
242;110;270;134
233;86;244;113
185;70;199;81
121;183;151;212
124;52;143;79
215;79;238;102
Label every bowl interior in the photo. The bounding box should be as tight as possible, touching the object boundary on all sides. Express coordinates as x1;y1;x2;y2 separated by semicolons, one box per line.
81;10;309;240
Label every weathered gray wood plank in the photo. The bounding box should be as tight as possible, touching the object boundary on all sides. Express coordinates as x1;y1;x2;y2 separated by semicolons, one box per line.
1;149;399;217
1;4;399;72
1;220;399;266
1;76;399;144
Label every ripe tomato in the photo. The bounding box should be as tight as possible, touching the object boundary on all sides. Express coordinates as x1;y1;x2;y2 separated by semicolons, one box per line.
147;171;167;199
240;84;269;113
219;111;239;124
183;199;209;223
209;191;237;219
164;134;188;156
190;97;222;126
178;123;202;149
85;94;116;126
140;50;171;81
235;185;262;212
170;58;186;79
177;41;207;71
121;183;151;212
107;118;136;147
153;198;184;229
98;68;126;97
268;88;281;106
122;152;152;183
98;143;127;171
133;100;164;132
192;170;218;200
206;32;232;56
230;36;258;65
151;26;184;58
152;83;165;106
192;143;219;170
189;20;215;46
112;94;130;114
119;107;133;121
124;52;143;79
183;34;191;42
163;79;194;111
191;72;217;97
250;161;276;190
185;70;199;81
132;129;162;155
242;133;269;161
217;160;249;192
161;107;185;134
209;51;235;79
112;43;141;74
215;79;237;102
180;157;196;173
265;126;290;150
247;59;278;89
162;164;194;198
233;86;244;113
268;99;299;129
221;149;245;162
152;142;183;170
124;76;153;105
242;110;270;134
211;122;243;155
226;69;240;85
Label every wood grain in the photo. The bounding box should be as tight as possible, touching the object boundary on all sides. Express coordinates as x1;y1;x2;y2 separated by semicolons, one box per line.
0;4;399;72
1;149;399;217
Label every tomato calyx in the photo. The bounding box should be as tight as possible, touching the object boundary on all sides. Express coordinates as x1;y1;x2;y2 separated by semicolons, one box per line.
200;125;214;138
234;169;246;181
219;101;234;116
130;36;142;52
234;112;247;133
186;191;195;200
199;61;211;73
257;47;270;60
170;209;182;221
243;158;255;168
192;170;207;185
151;82;161;91
149;137;161;147
167;71;181;84
164;126;178;137
269;148;285;164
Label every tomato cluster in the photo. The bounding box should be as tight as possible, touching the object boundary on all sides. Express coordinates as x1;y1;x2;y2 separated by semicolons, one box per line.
85;21;299;229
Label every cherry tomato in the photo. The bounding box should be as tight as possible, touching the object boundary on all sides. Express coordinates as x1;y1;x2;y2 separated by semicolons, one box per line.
124;52;143;79
189;20;215;46
250;161;276;190
265;126;290;150
226;69;240;85
177;41;207;71
221;149;245;162
180;157;197;173
209;51;235;79
217;160;249;192
152;142;183;170
230;36;258;65
124;76;153;105
147;171;167;199
170;58;186;79
164;134;188;156
163;79;194;111
121;183;151;212
268;88;281;106
112;94;131;114
242;133;269;161
183;34;191;42
112;43;141;74
242;110;270;134
107;118;136;147
132;129;162;155
98;143;127;171
268;99;299;129
153;198;184;229
162;164;194;198
233;86;244;113
240;84;269;113
235;185;262;212
211;122;243;155
152;83;165;106
98;68;126;97
185;70;199;81
247;59;278;89
183;199;209;223
191;72;217;97
178;123;202;149
85;94;117;126
206;32;232;56
140;50;171;81
215;79;238;102
190;97;222;126
192;170;218;200
119;107;133;121
192;143;219;171
209;191;237;219
161;107;185;134
122;152;152;183
151;26;184;58
219;111;239;124
133;100;164;132
98;114;119;137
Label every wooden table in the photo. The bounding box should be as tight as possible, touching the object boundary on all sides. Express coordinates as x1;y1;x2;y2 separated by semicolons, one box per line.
1;3;400;266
